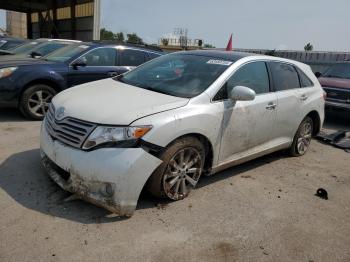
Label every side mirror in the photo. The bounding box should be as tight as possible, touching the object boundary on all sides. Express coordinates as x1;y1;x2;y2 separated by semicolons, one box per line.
229;86;256;101
29;51;42;58
72;58;87;69
315;72;322;78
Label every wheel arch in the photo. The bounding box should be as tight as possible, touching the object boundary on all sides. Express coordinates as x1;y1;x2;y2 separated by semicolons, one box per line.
305;110;321;136
18;79;63;105
165;133;214;172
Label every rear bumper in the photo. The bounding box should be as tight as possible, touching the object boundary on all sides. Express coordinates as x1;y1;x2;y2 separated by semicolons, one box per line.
325;100;350;111
40;123;162;216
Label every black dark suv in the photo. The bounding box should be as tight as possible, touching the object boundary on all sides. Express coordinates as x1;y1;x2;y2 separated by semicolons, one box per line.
0;42;163;119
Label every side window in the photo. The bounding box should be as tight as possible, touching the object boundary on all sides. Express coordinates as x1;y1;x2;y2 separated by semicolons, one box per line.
296;67;314;87
119;49;146;66
147;52;161;61
213;61;270;101
81;48;117;66
269;62;300;91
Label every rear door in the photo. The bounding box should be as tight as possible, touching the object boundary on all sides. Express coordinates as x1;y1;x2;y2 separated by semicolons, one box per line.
68;47;118;86
117;48;147;73
268;61;305;140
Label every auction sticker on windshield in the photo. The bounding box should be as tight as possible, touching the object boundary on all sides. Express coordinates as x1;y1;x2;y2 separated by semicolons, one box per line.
207;60;233;66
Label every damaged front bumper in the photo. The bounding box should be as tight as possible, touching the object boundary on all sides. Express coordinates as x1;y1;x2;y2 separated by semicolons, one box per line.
40;124;162;216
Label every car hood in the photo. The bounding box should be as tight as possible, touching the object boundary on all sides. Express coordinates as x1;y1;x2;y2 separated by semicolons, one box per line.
318;77;350;89
0;57;55;67
52;78;190;125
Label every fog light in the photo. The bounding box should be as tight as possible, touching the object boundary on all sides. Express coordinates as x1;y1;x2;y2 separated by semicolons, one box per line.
100;183;115;197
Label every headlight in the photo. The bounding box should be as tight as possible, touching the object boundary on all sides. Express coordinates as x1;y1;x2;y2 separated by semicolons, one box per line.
83;125;152;149
0;67;17;79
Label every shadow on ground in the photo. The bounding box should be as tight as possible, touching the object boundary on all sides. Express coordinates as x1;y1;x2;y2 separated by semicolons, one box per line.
0;108;28;123
323;110;350;131
0;148;285;224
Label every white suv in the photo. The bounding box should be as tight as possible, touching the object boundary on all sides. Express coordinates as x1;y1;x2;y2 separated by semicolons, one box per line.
40;50;325;216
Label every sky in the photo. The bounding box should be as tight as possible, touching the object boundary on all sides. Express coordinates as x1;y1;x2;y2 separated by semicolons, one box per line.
1;0;350;51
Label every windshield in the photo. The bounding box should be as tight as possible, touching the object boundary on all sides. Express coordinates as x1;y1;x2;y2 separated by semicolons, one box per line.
9;41;41;54
0;40;24;50
43;44;91;62
117;53;232;98
324;63;350;79
31;42;69;56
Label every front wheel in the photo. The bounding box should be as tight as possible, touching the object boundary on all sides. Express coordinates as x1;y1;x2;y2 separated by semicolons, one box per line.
147;137;205;200
19;84;56;120
289;116;313;156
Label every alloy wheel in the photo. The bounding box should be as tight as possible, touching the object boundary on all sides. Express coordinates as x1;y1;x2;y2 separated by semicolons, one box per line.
28;90;53;118
297;121;312;154
163;147;203;200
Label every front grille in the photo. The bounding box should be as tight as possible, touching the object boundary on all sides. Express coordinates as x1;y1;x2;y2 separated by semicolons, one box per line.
45;104;96;148
323;87;350;103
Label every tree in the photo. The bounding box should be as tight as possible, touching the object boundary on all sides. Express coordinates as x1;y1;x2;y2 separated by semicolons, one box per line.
115;32;125;42
127;33;143;44
204;43;215;48
161;38;169;46
100;28;115;40
304;43;313;51
198;39;203;47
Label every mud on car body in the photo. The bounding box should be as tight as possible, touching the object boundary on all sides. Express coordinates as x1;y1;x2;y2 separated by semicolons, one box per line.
40;50;325;216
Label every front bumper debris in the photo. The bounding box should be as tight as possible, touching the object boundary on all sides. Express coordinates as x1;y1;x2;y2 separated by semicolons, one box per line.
40;123;162;216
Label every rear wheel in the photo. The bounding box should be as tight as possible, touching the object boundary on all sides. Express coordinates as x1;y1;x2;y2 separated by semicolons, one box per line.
147;137;205;200
19;84;56;120
289;116;313;156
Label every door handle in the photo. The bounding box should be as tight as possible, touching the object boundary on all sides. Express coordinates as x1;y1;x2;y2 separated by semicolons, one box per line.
300;94;308;101
266;102;277;110
107;71;118;77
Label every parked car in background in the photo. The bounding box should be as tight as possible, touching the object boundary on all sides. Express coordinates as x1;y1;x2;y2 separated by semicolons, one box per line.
0;42;163;119
317;62;350;111
0;38;81;58
0;37;27;51
40;50;325;216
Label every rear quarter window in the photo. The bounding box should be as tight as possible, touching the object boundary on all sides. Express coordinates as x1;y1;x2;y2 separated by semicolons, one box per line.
296;67;314;87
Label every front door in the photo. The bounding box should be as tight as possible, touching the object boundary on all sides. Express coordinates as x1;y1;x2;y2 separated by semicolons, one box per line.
68;47;119;86
215;61;278;164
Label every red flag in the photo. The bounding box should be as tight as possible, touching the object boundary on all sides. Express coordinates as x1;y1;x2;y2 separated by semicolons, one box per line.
226;34;233;51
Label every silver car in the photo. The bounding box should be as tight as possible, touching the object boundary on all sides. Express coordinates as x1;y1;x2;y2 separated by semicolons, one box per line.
40;50;325;216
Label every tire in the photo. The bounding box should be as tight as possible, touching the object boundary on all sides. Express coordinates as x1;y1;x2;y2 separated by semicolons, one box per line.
147;137;205;200
289;116;313;157
19;84;56;120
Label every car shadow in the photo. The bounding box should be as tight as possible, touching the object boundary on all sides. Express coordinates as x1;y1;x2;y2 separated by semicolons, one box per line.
0;108;28;122
0;148;285;224
197;151;284;189
0;148;160;224
323;110;350;131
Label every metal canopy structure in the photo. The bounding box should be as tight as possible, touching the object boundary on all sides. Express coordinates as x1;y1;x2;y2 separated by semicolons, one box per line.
1;0;100;40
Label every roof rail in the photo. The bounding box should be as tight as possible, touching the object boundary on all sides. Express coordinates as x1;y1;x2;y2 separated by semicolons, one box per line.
91;40;163;52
